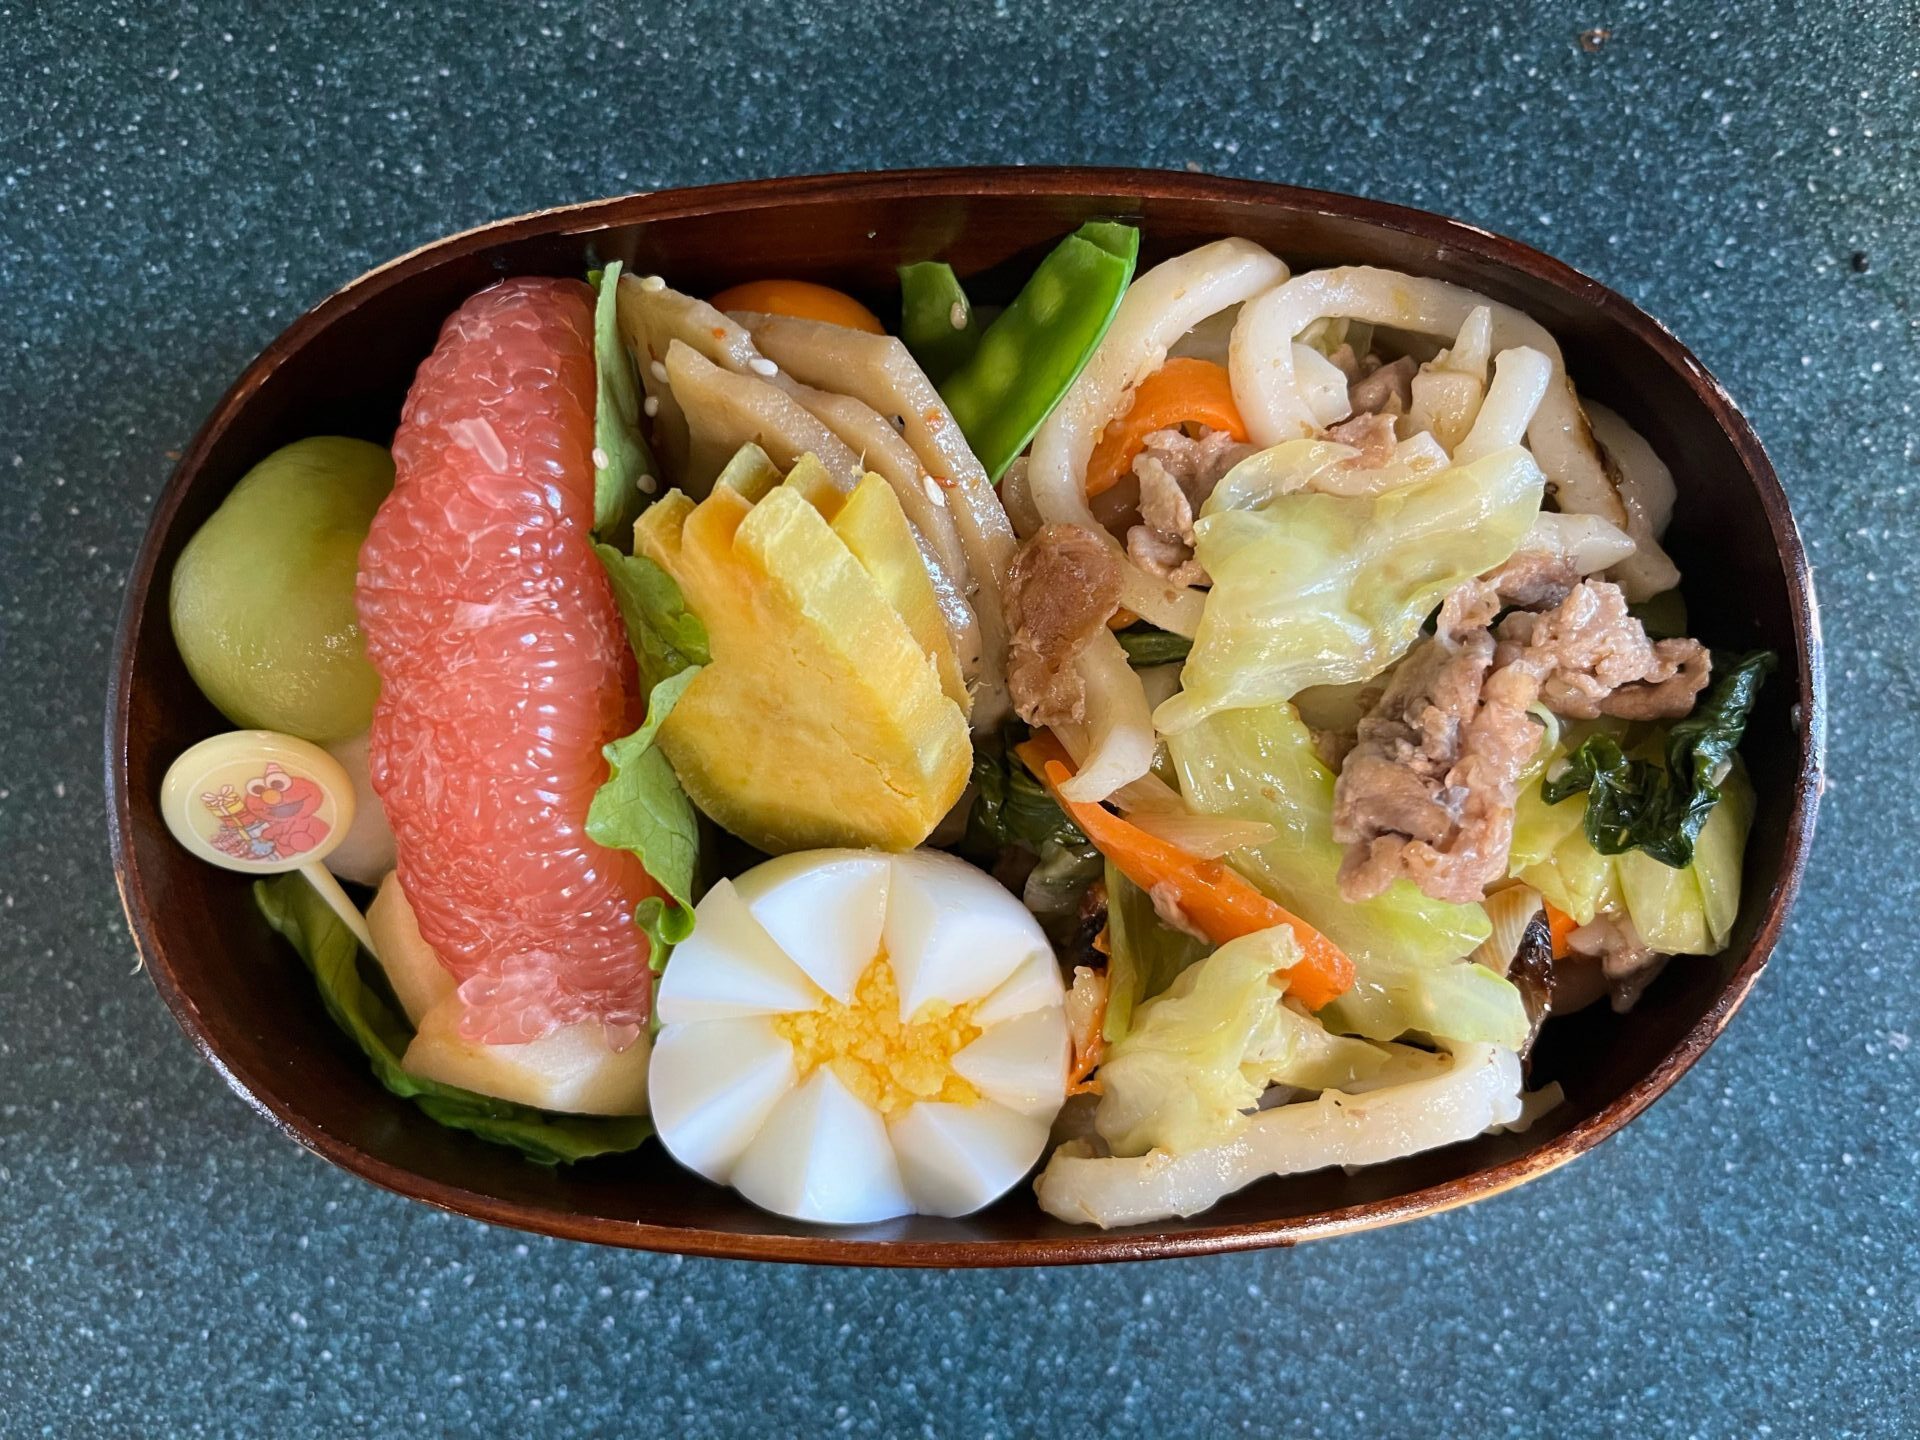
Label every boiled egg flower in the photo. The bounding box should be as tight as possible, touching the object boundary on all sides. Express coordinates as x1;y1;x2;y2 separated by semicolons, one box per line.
648;849;1070;1224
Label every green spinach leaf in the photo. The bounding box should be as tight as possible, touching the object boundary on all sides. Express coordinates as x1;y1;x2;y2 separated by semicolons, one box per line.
1113;624;1192;668
963;731;1086;856
1542;649;1775;868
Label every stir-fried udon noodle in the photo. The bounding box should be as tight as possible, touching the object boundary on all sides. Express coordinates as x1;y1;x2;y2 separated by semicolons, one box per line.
210;227;1770;1227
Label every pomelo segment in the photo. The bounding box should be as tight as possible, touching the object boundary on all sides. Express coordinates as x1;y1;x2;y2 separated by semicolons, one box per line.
357;277;661;1046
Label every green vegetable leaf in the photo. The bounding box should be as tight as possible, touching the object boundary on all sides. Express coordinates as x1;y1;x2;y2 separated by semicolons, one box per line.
963;731;1086;856
1627;588;1690;641
1542;650;1775;868
1103;866;1208;1044
897;260;980;386
591;261;658;549
591;540;712;966
586;666;703;968
254;874;653;1165
594;542;711;694
1113;624;1192;668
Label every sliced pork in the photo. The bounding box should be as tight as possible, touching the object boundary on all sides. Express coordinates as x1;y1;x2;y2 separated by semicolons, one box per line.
1004;523;1125;727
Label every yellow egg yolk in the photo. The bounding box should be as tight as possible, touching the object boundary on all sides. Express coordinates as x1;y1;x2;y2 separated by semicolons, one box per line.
773;953;982;1117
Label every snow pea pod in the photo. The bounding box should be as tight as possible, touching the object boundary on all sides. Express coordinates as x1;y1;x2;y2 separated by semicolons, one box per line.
939;221;1140;482
898;260;980;386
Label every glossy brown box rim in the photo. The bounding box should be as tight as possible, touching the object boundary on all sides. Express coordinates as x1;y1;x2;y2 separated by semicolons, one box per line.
106;166;1825;1267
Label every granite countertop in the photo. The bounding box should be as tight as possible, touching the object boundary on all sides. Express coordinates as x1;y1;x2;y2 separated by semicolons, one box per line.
2;1;1914;1435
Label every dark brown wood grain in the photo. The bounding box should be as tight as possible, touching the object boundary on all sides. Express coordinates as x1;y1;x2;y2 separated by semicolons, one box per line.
105;167;1825;1267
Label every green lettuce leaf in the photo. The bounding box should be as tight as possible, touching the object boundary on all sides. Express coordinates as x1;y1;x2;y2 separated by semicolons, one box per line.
1103;865;1208;1044
1094;926;1394;1157
590;261;658;548
586;666;703;965
254;873;652;1165
1156;443;1544;733
1169;702;1527;1048
1542;650;1774;868
595;542;711;695
590;543;712;966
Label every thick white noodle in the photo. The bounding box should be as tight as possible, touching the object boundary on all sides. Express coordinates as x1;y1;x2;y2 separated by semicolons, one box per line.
1454;346;1553;464
1229;266;1628;528
1518;511;1638;575
1586;401;1682;597
1033;1043;1523;1227
1029;238;1290;638
1293;343;1352;427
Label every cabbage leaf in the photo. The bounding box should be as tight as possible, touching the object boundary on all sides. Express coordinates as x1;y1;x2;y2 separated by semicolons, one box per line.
1103;866;1209;1044
1094;925;1394;1157
1169;703;1527;1048
1155;444;1544;732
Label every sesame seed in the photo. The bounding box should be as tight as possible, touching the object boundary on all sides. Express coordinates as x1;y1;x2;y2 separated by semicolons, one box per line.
643;396;660;417
638;275;666;292
591;447;610;469
949;301;966;330
649;361;668;382
637;473;658;494
748;356;778;377
922;474;948;508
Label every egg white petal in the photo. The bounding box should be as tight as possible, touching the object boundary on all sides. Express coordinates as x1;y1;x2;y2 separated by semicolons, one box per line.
732;850;889;1004
729;1066;912;1224
648;1017;797;1183
884;851;1051;1015
951;1007;1070;1119
888;1100;1051;1218
971;946;1067;1027
656;879;823;1024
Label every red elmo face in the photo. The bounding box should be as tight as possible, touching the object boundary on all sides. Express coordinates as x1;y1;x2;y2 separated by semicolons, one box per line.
243;768;324;824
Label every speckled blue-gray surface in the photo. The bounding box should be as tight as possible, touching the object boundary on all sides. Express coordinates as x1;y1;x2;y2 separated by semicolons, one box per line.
2;0;1914;1435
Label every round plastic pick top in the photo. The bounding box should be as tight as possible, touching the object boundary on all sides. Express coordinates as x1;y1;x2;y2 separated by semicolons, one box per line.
161;729;376;955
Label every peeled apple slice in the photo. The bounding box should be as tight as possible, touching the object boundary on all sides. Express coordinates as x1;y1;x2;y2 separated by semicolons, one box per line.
323;731;396;886
366;871;455;1025
371;873;651;1116
649;849;1071;1223
402;1000;651;1117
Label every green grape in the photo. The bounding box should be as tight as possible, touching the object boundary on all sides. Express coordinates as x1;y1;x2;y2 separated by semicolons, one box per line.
169;436;393;742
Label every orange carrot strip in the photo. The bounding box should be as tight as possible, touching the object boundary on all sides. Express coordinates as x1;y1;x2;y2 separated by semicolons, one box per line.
1544;901;1578;960
707;279;886;334
1084;358;1249;498
1017;739;1354;1009
1068;983;1107;1097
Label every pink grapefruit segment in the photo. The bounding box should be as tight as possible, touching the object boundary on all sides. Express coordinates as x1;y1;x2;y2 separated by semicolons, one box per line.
357;277;661;1047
